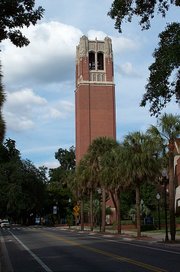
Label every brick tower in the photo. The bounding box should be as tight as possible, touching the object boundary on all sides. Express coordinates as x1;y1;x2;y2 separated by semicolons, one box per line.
75;36;116;163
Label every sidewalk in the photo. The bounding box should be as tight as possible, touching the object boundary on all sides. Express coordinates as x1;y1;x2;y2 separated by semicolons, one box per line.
59;225;180;247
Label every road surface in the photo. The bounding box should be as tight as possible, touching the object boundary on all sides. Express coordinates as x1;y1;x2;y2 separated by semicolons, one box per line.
0;226;180;272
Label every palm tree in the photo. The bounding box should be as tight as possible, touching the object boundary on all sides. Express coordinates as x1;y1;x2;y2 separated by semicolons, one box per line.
76;153;98;231
148;113;180;241
100;144;126;234
122;132;160;237
75;156;89;231
87;136;119;232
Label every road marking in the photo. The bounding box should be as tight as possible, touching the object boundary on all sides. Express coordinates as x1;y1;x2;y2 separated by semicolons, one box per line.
106;238;180;255
9;231;52;272
40;230;167;272
0;231;14;272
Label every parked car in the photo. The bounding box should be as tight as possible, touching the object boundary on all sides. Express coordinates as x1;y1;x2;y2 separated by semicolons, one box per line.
1;219;10;228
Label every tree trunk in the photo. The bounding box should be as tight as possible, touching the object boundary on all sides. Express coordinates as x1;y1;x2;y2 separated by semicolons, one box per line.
169;145;176;241
110;190;117;210
90;189;93;231
101;187;106;232
115;189;121;234
80;198;84;231
136;185;141;237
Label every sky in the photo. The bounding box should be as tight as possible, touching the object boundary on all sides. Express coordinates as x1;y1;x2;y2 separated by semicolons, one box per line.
1;0;179;169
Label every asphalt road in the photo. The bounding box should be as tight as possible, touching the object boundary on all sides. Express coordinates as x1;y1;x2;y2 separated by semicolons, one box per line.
0;226;180;272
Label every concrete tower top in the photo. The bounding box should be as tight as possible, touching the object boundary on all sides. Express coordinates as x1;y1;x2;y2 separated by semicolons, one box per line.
76;35;113;60
76;36;114;85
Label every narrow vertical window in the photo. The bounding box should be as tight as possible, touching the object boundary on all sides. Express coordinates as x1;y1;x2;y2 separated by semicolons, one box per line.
89;52;95;70
97;52;104;70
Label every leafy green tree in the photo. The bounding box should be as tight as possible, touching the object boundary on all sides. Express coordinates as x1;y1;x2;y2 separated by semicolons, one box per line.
0;0;44;47
0;139;47;223
4;138;20;160
141;23;180;116
108;1;180;115
48;146;76;224
55;146;75;171
148;113;180;240
11;159;47;224
108;0;179;32
122;132;160;237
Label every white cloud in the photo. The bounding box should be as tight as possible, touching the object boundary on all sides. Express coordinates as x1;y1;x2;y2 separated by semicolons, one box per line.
87;30;108;40
112;36;139;53
4;88;47;131
1;21;83;86
116;62;142;78
4;88;74;131
1;21;139;87
41;161;59;169
7;88;47;106
87;30;139;53
5;112;35;132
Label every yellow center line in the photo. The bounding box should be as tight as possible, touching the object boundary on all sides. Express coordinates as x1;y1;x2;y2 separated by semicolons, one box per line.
35;229;167;272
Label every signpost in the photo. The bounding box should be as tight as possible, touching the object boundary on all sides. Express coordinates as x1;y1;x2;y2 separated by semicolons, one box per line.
73;205;80;225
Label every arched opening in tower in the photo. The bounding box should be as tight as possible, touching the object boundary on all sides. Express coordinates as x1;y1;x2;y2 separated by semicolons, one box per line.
89;51;95;70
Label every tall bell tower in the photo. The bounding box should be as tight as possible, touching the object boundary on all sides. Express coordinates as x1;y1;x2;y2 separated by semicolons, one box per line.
75;36;116;163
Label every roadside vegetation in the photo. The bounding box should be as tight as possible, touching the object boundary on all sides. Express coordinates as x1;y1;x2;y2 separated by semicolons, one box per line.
0;113;179;241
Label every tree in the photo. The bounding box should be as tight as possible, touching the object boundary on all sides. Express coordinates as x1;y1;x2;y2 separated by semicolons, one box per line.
75;155;93;231
100;144;126;234
108;1;180;115
0;139;47;223
141;23;180;116
108;0;179;32
0;0;44;47
87;137;119;232
55;146;76;171
148;113;180;241
48;146;76;224
122;132;160;237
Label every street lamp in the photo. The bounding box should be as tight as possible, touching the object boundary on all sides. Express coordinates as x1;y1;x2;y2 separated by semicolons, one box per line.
162;169;169;241
67;198;72;228
156;193;161;230
97;188;102;232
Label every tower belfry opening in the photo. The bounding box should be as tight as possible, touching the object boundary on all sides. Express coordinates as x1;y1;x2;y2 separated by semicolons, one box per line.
75;36;116;163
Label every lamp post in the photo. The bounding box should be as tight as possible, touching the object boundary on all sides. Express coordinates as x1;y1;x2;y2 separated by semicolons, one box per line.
162;169;169;241
97;188;102;232
67;198;72;228
156;193;161;230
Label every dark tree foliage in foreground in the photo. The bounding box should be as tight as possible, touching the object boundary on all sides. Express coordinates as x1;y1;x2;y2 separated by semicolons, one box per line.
141;23;180;116
0;0;44;47
108;0;180;115
108;0;179;32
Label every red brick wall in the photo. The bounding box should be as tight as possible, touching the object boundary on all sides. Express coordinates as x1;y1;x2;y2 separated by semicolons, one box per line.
75;44;116;163
75;83;116;163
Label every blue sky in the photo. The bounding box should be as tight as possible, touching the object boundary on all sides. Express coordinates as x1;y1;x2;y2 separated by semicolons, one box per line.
1;0;179;169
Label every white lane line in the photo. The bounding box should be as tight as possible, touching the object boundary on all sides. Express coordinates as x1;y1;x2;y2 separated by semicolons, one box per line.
105;238;180;255
0;231;14;272
9;231;52;272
